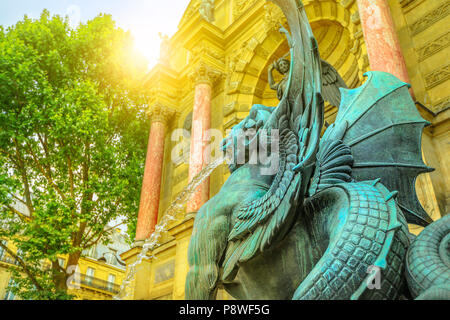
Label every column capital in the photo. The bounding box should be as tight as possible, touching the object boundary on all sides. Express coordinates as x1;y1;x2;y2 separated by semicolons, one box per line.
147;103;176;126
188;62;223;87
263;2;286;34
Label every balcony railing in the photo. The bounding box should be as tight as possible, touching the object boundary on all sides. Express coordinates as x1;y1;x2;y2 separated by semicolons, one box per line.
0;253;20;266
74;273;120;294
1;254;120;295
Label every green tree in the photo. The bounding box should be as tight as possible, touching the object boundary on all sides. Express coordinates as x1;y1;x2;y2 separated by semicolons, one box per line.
0;10;150;299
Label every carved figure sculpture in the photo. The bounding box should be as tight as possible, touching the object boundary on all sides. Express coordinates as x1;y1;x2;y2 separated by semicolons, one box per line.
268;55;291;101
199;0;215;23
269;53;347;107
186;0;450;300
159;33;171;65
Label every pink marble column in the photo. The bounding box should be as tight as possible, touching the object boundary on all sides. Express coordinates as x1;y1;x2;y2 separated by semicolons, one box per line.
187;82;212;213
135;106;173;241
186;64;220;213
357;0;413;96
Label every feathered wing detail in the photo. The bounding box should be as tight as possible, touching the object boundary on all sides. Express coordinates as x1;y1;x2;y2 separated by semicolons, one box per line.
308;139;354;196
322;71;433;227
321;59;348;108
222;0;325;281
228;114;299;241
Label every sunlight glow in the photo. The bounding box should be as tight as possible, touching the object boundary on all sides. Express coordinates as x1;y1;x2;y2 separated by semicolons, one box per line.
128;24;164;69
111;1;189;70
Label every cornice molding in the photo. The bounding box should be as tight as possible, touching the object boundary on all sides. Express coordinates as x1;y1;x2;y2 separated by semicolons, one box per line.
190;41;225;65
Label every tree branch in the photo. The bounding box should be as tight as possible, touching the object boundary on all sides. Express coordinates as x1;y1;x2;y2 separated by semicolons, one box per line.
24;139;67;202
82;219;128;249
36;132;51;173
4;204;29;222
0;241;44;292
12;139;34;215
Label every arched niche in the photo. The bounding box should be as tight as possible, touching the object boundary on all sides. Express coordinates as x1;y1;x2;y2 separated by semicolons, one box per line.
227;0;369;124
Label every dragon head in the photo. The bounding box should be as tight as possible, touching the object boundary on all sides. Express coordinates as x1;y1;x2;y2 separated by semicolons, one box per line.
221;104;275;173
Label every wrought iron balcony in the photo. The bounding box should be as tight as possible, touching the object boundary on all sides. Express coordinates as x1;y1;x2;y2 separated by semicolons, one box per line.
74;273;120;294
0;253;20;266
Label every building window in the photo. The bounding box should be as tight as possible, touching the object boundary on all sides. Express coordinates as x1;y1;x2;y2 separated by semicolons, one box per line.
86;267;95;285
4;278;16;300
107;274;116;292
14;248;23;266
58;258;65;268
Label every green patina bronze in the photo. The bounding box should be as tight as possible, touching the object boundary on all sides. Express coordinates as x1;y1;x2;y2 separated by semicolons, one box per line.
185;0;450;300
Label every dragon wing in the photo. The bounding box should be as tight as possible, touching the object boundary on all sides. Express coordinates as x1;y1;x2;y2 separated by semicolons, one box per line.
321;59;348;108
222;0;324;281
315;71;433;227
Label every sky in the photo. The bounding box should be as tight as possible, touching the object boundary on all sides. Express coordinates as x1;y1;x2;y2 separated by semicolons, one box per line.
0;0;190;68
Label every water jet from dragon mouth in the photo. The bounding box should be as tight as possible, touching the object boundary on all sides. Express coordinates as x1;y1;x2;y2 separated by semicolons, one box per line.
114;156;225;300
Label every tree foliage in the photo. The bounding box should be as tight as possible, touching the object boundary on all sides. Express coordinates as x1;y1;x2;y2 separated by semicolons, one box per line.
0;10;150;299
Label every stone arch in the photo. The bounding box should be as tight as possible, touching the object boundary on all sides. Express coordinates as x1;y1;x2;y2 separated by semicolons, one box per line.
227;0;369;117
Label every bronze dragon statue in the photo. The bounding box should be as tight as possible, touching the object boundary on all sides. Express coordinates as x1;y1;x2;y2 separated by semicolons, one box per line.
185;0;450;300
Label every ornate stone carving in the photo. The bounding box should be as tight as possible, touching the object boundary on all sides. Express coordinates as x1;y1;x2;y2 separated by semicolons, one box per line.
433;96;450;112
425;63;450;90
416;31;450;62
199;0;215;23
239;85;253;95
148;103;176;125
189;62;223;86
351;11;360;24
149;87;179;102
191;43;225;64
409;2;450;36
350;37;360;54
179;0;201;27
233;0;258;20
263;2;285;34
223;101;237;117
354;29;363;39
361;54;370;71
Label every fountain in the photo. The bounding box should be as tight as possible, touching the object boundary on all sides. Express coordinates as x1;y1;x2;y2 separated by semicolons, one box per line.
184;0;450;300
